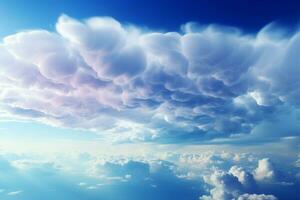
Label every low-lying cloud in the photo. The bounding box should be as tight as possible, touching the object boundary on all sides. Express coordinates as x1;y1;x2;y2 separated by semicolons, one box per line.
1;150;299;200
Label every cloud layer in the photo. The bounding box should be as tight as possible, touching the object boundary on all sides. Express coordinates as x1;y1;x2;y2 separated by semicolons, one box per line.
1;15;300;143
1;150;299;200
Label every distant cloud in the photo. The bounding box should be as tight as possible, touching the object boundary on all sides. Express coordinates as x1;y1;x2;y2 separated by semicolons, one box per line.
237;193;277;200
7;190;22;196
1;150;300;200
254;158;276;182
1;15;300;143
78;182;87;186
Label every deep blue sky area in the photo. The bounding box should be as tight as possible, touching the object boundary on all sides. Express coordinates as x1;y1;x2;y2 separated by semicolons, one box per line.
0;0;300;38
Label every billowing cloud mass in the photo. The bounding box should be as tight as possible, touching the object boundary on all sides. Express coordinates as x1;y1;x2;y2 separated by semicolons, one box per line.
1;15;300;143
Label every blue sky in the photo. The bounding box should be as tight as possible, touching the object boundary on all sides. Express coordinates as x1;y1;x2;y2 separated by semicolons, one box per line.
1;0;300;37
0;1;300;200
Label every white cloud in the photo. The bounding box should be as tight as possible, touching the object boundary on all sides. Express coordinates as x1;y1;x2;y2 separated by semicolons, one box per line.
237;193;277;200
7;190;22;196
199;157;284;200
201;170;243;200
229;166;256;188
1;15;300;144
1;151;300;200
78;182;87;186
200;167;279;200
254;158;276;181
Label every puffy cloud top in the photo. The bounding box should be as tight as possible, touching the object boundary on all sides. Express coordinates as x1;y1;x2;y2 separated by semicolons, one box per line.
254;158;276;181
1;15;300;143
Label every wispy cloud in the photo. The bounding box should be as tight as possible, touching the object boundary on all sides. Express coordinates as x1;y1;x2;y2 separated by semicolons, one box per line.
7;190;22;196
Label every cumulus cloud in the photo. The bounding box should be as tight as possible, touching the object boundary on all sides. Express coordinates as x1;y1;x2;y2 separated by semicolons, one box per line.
200;170;243;200
1;151;300;200
229;166;256;189
1;15;300;143
237;193;277;200
200;164;277;200
254;158;276;182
